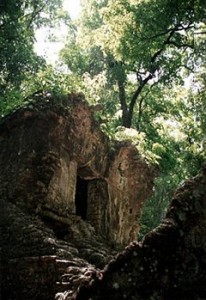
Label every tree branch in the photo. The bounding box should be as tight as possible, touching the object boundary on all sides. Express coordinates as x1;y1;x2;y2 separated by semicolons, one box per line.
147;22;194;41
117;80;128;127
126;25;183;127
22;3;47;27
194;31;206;35
137;91;150;132
167;40;194;49
124;19;194;128
177;64;194;72
126;73;153;127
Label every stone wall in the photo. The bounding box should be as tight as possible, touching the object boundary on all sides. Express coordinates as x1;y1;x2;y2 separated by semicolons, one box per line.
107;145;154;244
1;93;205;300
0;93;155;246
75;166;206;300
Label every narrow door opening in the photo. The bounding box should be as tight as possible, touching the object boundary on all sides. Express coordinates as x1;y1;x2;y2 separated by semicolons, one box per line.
75;176;88;220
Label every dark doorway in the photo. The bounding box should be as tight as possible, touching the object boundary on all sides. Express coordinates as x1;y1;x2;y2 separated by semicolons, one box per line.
75;176;88;220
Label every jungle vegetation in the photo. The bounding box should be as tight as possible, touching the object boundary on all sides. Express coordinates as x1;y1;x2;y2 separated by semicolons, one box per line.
0;0;205;237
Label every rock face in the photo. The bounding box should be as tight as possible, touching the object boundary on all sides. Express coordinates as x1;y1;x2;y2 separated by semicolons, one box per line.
0;93;155;299
0;93;154;245
75;166;206;300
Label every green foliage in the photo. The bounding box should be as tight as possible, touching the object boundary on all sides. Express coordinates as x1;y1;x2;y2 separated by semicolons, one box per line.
59;1;205;239
138;82;206;236
0;89;23;116
114;127;160;165
138;173;181;239
0;65;83;116
25;66;82;95
0;0;74;115
1;0;205;239
61;0;201;129
0;0;64;93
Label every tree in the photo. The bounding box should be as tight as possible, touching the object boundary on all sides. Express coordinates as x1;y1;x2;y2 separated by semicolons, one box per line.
0;0;75;115
61;0;201;128
1;0;205;235
0;0;67;95
60;0;206;235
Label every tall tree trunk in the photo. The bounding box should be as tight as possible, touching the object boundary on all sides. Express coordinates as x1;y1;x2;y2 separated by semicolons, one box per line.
124;28;179;128
126;74;153;128
117;80;129;127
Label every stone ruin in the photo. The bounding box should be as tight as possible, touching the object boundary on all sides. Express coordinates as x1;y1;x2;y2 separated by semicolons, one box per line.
75;165;206;300
0;93;155;299
1;93;205;300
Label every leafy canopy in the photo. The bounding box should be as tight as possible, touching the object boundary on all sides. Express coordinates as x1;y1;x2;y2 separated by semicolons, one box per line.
0;0;67;94
1;0;206;236
60;0;206;235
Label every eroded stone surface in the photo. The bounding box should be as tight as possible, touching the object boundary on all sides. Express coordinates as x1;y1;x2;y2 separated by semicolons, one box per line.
74;166;206;300
1;94;205;300
107;144;154;244
0;94;155;299
0;197;114;299
0;94;155;246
